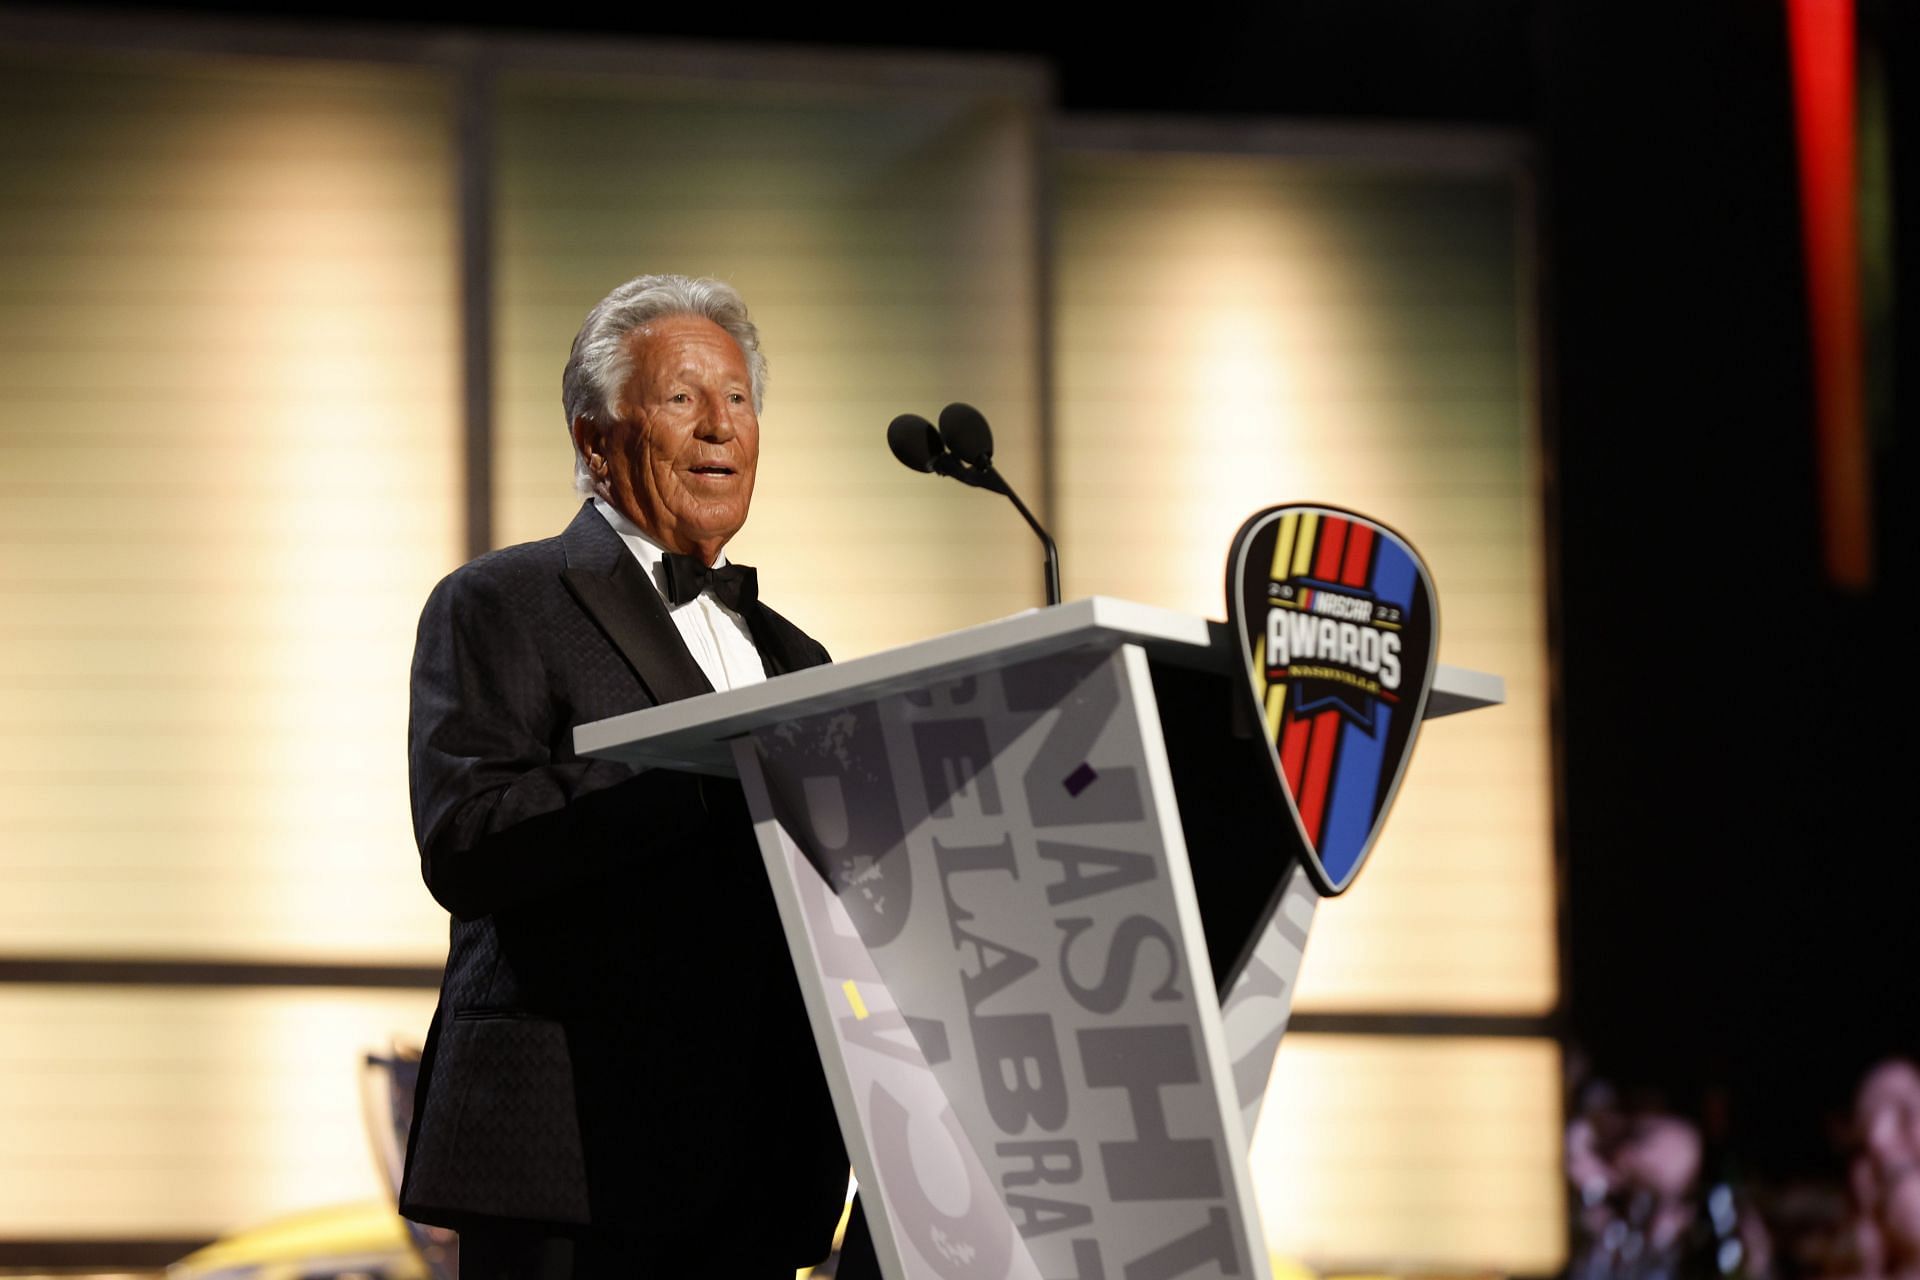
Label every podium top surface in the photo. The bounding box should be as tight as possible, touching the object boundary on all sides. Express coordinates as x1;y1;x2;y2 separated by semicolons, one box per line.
576;595;1505;774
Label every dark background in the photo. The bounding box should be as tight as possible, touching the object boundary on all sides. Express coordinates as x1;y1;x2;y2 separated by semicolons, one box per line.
47;0;1919;1178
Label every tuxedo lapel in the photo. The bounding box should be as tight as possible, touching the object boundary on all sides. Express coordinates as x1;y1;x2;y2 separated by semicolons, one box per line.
745;604;813;678
558;503;715;705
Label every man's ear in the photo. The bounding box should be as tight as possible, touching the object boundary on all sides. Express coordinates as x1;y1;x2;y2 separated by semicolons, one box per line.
570;416;604;477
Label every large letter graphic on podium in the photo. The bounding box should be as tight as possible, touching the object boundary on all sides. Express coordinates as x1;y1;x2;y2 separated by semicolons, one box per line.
737;645;1265;1280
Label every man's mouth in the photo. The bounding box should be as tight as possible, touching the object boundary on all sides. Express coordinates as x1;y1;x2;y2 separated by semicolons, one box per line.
688;465;735;477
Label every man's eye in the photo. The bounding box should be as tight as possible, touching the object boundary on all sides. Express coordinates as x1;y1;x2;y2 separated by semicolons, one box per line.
729;393;746;404
670;393;690;403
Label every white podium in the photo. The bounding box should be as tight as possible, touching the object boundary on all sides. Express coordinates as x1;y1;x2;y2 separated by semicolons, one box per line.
578;597;1502;1280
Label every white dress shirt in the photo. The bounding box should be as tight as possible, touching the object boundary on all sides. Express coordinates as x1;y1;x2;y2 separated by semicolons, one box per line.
593;498;768;693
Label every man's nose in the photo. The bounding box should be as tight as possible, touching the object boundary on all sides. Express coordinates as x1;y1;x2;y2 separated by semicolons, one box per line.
697;397;741;440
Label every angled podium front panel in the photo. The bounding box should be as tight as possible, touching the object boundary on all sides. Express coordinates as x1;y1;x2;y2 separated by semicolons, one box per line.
735;643;1261;1279
576;598;1503;1280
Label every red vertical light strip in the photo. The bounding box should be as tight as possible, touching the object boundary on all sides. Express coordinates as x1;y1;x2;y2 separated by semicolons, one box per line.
1788;0;1873;587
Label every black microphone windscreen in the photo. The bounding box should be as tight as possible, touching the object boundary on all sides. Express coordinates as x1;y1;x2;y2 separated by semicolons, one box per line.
886;413;944;473
938;403;994;466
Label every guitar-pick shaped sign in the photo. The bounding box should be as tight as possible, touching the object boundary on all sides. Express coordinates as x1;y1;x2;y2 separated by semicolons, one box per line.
1227;505;1439;895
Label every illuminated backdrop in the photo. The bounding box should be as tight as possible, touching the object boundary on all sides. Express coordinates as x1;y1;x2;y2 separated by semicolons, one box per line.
0;33;1558;1275
1055;143;1558;1272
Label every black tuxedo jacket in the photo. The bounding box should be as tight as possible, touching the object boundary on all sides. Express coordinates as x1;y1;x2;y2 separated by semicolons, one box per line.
399;500;848;1261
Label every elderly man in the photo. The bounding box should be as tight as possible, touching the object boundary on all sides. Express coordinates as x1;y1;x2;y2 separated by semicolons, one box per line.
400;275;851;1277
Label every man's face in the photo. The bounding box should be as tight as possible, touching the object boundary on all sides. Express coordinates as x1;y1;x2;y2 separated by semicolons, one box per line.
579;314;760;562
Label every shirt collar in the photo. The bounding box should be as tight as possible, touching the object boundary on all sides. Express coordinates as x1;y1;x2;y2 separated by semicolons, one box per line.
592;498;728;604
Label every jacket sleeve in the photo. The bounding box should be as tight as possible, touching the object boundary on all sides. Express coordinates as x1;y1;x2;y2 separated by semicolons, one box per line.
406;565;704;921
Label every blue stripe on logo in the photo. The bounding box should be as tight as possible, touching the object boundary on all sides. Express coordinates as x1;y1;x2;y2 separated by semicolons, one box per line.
1319;705;1392;886
1369;537;1417;610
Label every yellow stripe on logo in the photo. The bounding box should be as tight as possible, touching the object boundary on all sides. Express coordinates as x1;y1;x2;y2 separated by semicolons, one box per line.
1292;512;1319;577
842;980;869;1021
1252;636;1267;700
1270;512;1299;582
1266;683;1287;740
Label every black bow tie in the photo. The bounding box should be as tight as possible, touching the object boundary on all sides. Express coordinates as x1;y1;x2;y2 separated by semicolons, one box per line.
661;552;758;613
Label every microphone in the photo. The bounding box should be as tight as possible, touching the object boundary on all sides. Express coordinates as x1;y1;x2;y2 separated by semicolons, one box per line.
884;403;1062;606
937;402;992;467
886;413;943;473
887;411;997;489
934;403;1011;497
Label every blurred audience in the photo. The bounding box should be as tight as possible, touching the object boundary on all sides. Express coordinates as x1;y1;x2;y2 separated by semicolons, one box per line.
1568;1076;1768;1280
1832;1059;1920;1280
1568;1057;1920;1280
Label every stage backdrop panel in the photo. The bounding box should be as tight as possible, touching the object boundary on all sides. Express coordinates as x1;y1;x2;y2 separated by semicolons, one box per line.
0;985;437;1237
1054;146;1554;1017
492;65;1047;659
1251;1033;1564;1274
0;50;461;965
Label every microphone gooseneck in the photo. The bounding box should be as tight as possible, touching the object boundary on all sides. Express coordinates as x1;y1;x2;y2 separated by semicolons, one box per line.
884;404;1062;606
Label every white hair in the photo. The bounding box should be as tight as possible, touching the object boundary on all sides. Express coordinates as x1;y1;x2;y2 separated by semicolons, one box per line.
561;273;767;492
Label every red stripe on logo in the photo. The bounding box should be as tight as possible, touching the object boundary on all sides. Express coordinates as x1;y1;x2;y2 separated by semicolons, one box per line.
1339;523;1374;587
1297;710;1341;843
1313;516;1348;580
1280;712;1312;794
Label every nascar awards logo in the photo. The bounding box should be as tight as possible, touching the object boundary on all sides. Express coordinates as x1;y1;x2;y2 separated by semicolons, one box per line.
1226;505;1438;895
